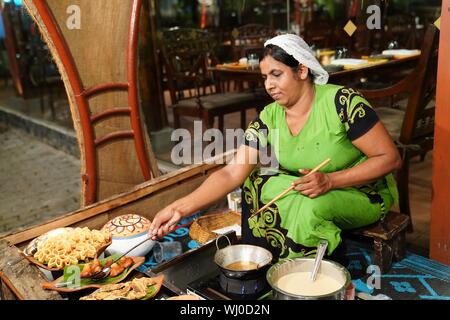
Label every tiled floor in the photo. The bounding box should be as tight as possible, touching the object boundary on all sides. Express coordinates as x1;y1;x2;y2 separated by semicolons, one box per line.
0;85;433;256
0;125;81;236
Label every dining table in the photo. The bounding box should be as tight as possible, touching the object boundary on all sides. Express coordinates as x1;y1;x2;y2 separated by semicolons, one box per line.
208;53;421;93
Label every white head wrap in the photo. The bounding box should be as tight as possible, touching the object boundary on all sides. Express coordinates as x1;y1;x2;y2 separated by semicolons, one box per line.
264;34;329;85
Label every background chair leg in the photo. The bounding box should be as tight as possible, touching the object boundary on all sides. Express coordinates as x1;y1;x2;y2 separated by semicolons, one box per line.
420;152;427;162
49;86;56;120
39;85;45;114
218;115;224;132
240;110;246;129
173;109;181;129
397;160;413;232
202;112;214;129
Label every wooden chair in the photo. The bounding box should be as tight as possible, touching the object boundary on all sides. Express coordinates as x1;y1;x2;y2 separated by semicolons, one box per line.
2;2;63;116
0;42;11;86
160;28;268;131
343;25;438;273
28;39;64;119
384;14;419;50
24;0;161;205
358;25;439;231
335;21;384;57
230;24;277;60
303;18;335;49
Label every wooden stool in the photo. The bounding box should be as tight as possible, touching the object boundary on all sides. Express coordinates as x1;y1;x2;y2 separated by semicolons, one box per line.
352;211;410;273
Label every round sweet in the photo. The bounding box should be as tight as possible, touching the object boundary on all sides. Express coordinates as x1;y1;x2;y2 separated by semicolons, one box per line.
102;214;151;238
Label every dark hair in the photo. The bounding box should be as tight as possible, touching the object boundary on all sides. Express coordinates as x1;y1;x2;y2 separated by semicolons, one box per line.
262;44;314;81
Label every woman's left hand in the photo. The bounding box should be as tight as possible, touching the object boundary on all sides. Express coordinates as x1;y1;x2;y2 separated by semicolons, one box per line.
292;169;333;198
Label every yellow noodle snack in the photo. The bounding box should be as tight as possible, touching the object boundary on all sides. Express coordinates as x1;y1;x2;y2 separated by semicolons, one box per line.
33;227;111;268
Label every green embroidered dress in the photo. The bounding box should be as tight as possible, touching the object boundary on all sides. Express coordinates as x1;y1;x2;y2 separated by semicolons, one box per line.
242;84;399;259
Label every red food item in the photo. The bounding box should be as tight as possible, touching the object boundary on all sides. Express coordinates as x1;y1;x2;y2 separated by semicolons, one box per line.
110;263;125;277
104;257;114;267
119;257;133;269
80;263;93;278
79;256;134;279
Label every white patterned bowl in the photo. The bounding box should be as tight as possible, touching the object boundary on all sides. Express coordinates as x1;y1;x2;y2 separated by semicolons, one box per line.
102;214;155;257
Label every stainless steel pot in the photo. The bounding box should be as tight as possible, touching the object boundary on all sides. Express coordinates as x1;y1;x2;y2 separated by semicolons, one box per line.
266;257;351;300
214;235;273;280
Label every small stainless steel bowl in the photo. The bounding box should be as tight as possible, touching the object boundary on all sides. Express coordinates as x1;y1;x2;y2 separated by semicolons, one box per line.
214;237;273;280
215;244;272;268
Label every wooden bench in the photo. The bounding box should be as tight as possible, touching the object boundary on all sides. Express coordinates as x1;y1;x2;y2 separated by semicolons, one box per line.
352;211;410;273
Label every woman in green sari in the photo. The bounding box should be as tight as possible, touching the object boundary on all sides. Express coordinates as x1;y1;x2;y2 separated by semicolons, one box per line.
149;34;401;261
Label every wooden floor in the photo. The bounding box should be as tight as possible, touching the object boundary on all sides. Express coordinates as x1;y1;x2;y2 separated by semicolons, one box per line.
405;153;432;256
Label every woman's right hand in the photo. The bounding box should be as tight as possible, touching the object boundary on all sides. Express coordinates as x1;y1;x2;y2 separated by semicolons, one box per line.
147;145;257;240
148;206;183;240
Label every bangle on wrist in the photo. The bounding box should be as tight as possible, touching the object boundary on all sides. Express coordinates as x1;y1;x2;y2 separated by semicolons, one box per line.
326;173;333;190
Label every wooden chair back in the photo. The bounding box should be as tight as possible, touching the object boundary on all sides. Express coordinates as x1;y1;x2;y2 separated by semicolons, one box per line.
230;24;276;60
402;26;438;147
159;28;268;131
303;19;334;48
158;28;218;106
23;0;160;205
1;1;29;96
359;24;439;148
358;25;439;224
384;14;419;49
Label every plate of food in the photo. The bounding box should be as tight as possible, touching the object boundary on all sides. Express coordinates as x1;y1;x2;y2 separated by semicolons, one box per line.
217;62;248;69
79;275;164;300
41;255;145;292
23;227;112;271
166;294;201;300
331;58;370;70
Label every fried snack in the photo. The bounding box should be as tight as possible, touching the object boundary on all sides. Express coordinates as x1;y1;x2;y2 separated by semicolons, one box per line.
33;227;111;268
81;283;131;300
80;277;163;300
79;257;134;278
119;257;134;269
80;259;103;278
104;257;114;267
108;257;134;277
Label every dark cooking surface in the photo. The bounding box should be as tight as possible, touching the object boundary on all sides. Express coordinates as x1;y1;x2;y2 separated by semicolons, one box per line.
143;230;240;295
187;270;272;300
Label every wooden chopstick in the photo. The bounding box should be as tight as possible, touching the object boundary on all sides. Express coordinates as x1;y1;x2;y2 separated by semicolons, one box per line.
250;158;331;218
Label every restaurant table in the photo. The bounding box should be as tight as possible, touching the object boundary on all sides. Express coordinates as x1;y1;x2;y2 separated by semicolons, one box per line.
209;54;421;91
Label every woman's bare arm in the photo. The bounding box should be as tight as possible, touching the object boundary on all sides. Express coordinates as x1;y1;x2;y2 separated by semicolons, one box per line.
149;145;258;239
294;122;402;198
